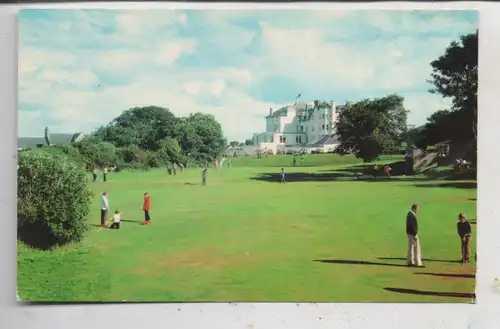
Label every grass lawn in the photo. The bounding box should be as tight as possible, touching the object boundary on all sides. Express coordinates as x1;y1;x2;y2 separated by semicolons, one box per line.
17;155;477;303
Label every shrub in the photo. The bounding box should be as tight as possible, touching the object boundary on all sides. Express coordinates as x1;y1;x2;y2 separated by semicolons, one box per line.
17;150;93;249
147;151;163;168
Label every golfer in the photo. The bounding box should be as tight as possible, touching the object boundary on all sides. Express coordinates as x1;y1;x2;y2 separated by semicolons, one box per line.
457;213;472;263
100;192;109;228
141;192;151;225
406;204;423;267
202;167;207;186
280;168;286;183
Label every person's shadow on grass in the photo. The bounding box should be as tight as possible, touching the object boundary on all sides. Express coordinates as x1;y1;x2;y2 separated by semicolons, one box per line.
378;257;461;264
383;287;475;299
120;219;142;223
314;259;408;267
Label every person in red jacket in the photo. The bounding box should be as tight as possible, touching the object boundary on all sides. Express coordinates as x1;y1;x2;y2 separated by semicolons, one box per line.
140;192;151;225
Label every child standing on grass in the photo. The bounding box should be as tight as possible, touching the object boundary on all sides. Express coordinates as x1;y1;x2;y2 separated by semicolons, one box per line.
457;213;472;264
141;192;151;225
110;210;121;229
281;168;286;183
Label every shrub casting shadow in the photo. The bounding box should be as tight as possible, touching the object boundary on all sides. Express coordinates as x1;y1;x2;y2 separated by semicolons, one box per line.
384;287;475;299
314;259;408;268
415;272;475;279
378;257;461;264
18;221;86;250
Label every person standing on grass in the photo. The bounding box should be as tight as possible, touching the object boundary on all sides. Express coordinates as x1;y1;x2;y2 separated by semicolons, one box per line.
103;167;108;182
110;209;121;229
293;157;297;167
141;192;151;225
406;204;423;267
457;213;472;264
384;165;392;179
202;166;207;186
100;192;109;228
92;168;97;182
280;168;286;184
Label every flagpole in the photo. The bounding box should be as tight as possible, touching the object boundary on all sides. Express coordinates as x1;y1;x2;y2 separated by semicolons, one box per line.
294;93;302;106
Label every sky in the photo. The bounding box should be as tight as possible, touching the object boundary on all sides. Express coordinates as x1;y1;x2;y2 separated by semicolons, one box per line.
18;9;477;141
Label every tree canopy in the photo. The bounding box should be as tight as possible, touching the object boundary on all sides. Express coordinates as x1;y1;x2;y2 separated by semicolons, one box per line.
88;106;226;169
334;94;408;162
418;31;478;149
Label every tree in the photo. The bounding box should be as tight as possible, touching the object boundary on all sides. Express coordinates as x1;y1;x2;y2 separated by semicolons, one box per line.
334;94;408;162
427;31;478;142
244;139;253;146
157;138;184;165
229;141;240;147
17;150;92;249
400;125;424;148
74;137;117;169
96;106;179;151
179;113;227;161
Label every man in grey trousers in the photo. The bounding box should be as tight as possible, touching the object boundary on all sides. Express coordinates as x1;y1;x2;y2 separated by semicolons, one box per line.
406;204;424;267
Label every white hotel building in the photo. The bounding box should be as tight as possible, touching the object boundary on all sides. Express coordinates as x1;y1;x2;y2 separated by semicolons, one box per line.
252;100;341;152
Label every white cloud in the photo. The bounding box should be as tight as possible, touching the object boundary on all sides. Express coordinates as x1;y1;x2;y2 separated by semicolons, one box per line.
114;10;186;35
18;10;477;140
255;25;375;87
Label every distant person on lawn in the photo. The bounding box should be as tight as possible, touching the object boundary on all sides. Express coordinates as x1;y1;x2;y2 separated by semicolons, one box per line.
92;168;97;182
100;192;109;228
406;204;423;267
103;167;108;182
110;209;121;229
384;165;392;179
141;192;151;225
202;167;207;186
457;213;472;264
281;168;286;183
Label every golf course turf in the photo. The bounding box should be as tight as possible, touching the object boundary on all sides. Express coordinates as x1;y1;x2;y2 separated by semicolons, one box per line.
17;154;476;303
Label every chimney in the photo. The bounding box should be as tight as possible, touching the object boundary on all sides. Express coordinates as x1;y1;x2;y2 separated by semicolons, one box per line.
269;108;273;115
44;126;51;146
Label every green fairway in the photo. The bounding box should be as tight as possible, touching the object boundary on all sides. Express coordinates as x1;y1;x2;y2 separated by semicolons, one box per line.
17;155;476;303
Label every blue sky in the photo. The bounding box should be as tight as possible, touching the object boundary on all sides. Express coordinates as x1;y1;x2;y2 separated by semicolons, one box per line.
18;9;477;141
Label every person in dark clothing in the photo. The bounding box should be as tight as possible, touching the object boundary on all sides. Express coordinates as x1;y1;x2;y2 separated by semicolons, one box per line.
293;157;296;167
92;168;97;182
202;167;207;186
406;204;423;267
457;213;472;264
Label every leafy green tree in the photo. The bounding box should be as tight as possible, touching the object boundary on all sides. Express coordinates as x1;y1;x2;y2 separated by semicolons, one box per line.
157;138;184;165
427;31;478;142
335;94;408;162
18;150;92;249
179;113;226;161
229;141;240;147
74;137;117;169
96;106;179;151
244;139;253;146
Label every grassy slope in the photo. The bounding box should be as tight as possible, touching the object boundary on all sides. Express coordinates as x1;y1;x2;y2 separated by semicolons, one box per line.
17;155;476;302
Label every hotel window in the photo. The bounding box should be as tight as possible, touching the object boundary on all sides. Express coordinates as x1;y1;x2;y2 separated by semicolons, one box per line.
296;136;299;143
283;137;287;143
322;124;325;130
326;124;329;130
